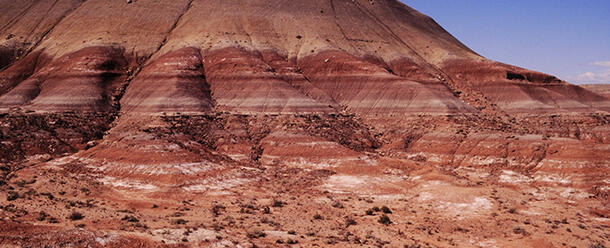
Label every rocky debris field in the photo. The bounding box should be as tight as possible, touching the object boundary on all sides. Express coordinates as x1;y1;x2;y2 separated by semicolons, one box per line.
0;111;608;247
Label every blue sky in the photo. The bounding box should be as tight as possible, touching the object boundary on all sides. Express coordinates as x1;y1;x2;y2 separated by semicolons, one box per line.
402;0;610;84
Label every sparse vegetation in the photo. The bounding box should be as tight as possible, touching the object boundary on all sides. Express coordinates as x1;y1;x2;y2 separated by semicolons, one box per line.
40;192;54;200
212;204;225;216
68;212;84;221
6;191;18;201
37;211;49;221
122;215;139;222
589;242;605;248
0;57;605;248
247;228;266;239
173;219;188;225
272;200;285;208
513;227;527;235
378;214;391;225
345;217;357;227
381;206;392;214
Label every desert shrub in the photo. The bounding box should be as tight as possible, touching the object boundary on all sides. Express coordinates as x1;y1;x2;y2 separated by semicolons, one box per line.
345;217;357;227
589;242;605;248
15;180;26;187
122;215;139;222
6;191;18;201
272;200;285;208
378;214;391;225
68;212;84;221
332;201;344;208
40;192;54;200
381;206;392;214
37;211;48;221
173;219;188;225
513;227;527;235
212;204;225;216
247;228;266;239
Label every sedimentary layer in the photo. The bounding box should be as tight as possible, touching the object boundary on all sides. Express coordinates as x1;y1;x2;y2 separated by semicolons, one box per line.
0;0;609;247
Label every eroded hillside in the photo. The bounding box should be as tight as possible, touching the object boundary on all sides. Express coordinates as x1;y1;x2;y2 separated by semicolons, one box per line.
0;0;608;247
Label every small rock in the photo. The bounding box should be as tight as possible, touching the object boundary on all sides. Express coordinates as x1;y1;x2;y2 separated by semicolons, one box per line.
85;140;98;149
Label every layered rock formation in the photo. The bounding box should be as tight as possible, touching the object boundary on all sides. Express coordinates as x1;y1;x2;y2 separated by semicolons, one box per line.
583;84;610;99
0;0;608;247
1;0;607;115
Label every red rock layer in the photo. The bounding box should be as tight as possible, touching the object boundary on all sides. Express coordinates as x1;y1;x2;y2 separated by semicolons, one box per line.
441;59;610;113
298;50;472;114
78;115;230;187
203;47;334;114
0;50;46;95
0;0;608;115
121;47;212;113
0;46;127;111
0;0;84;67
0;46;16;70
386;56;438;81
260;50;342;110
260;131;370;169
581;84;610;99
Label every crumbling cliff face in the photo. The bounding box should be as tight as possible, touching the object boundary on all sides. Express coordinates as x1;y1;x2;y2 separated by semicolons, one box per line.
0;0;608;247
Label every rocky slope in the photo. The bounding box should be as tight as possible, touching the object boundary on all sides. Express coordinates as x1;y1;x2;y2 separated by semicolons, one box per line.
0;0;609;247
583;84;610;99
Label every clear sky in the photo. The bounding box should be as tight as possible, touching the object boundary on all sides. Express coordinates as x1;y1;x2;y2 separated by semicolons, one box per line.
402;0;610;84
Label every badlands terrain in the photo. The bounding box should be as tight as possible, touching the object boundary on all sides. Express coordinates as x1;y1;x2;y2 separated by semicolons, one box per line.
0;0;609;247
